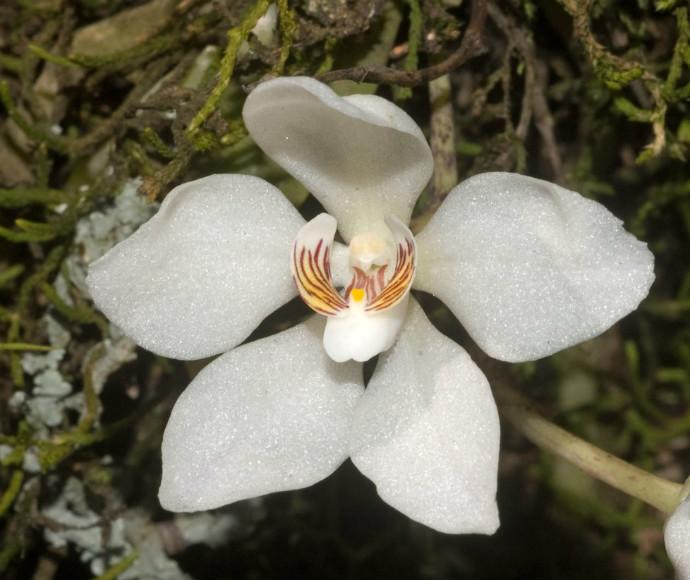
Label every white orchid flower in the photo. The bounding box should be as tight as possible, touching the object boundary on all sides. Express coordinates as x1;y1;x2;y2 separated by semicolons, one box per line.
86;76;654;534
666;491;690;579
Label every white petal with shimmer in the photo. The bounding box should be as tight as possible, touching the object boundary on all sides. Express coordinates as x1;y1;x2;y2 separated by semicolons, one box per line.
665;496;690;580
243;76;433;240
415;172;655;362
324;296;409;363
159;316;363;511
349;299;500;534
87;174;304;360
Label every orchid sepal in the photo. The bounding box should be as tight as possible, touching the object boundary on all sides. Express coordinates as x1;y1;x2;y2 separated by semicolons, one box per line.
86;174;305;360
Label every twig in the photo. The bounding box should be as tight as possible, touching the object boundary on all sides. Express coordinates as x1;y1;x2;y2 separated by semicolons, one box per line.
487;3;563;181
532;61;563;181
314;0;488;87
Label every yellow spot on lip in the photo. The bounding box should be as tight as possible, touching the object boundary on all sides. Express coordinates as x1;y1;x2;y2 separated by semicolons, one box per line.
351;288;365;302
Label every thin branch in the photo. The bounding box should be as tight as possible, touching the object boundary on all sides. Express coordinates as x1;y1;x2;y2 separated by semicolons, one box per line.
488;2;563;181
314;0;488;87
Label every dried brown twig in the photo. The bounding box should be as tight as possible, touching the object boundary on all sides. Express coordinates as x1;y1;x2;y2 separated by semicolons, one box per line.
313;0;488;87
487;3;564;181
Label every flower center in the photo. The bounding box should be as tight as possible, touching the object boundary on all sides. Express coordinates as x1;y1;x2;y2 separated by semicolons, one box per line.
291;213;417;362
349;232;388;270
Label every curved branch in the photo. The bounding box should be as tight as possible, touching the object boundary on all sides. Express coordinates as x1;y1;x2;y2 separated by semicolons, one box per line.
314;0;488;87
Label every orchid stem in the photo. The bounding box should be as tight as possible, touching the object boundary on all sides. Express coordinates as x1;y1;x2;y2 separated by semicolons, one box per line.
494;383;683;515
428;74;458;197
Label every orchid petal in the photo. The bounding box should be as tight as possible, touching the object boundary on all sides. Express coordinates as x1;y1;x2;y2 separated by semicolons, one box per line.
243;76;433;240
159;316;363;511
291;213;348;316
87;175;304;360
365;215;417;313
666;496;690;580
415;172;655;362
349;299;500;534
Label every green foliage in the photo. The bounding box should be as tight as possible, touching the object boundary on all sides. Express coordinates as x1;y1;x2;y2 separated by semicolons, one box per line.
0;188;71;208
186;0;274;139
141;127;176;159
